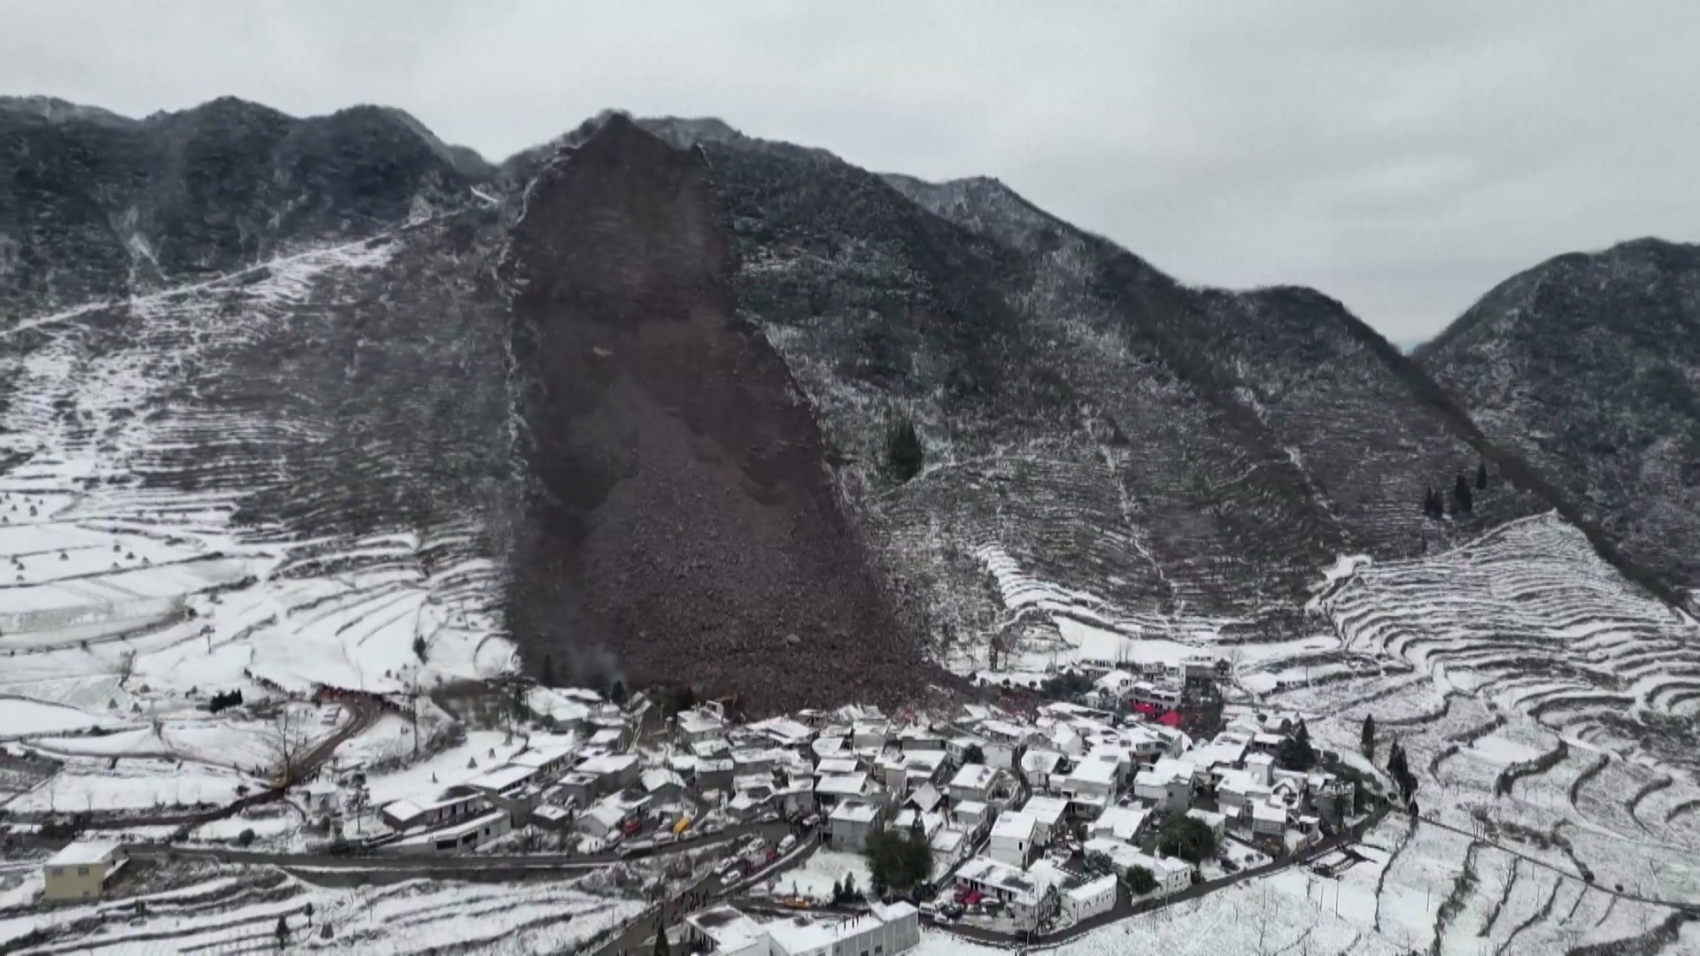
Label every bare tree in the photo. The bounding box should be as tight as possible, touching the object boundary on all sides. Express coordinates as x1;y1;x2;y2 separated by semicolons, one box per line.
266;707;313;786
116;648;137;685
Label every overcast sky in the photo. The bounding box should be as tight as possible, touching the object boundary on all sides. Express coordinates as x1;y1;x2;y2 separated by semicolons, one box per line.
4;1;1698;342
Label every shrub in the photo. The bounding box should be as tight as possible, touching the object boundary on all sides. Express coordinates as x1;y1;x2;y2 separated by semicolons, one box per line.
1125;865;1158;895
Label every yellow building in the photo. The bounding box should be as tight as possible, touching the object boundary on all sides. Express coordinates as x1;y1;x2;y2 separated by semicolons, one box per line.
43;841;121;902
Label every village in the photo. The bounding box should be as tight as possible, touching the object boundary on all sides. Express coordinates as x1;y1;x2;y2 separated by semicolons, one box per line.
24;649;1379;955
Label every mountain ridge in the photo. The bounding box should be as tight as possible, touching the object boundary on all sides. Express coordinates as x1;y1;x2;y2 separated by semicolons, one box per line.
2;94;1694;711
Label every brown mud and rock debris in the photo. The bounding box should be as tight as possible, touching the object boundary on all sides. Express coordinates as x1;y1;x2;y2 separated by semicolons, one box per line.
500;115;940;714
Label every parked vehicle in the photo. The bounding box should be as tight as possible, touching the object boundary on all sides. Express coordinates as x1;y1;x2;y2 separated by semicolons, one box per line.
653;832;677;846
778;835;797;853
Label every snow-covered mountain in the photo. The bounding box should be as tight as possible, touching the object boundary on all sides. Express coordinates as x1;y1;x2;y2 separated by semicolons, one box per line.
1419;238;1700;612
1;98;1690;712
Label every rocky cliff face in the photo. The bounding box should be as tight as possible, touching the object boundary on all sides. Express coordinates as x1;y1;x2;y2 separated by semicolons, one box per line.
1419;238;1700;607
499;118;932;707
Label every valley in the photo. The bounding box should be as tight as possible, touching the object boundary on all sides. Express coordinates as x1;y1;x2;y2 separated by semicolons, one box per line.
0;96;1696;954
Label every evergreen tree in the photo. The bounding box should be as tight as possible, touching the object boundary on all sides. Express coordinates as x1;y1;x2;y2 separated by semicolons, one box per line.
610;679;628;705
1361;714;1376;760
275;915;289;945
1276;721;1317;772
1423;488;1444;520
1387;741;1418;801
1452;473;1474;514
539;654;556;686
1125;865;1159;895
654;922;671;956
1476;461;1489;490
885;414;925;482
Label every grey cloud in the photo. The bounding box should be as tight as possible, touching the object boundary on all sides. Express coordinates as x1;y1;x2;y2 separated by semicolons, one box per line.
2;0;1697;340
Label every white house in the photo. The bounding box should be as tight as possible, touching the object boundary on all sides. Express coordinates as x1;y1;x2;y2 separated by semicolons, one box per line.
989;810;1039;867
1057;756;1117;817
685;901;920;956
1061;873;1118;923
814;771;872;809
509;744;579;779
948;763;1006;804
676;708;727;746
1092;669;1138;705
1021;794;1070;845
1216;769;1273;819
43;841;122;902
1131;758;1193;813
1021;749;1068;790
768;901;919;956
1244;752;1276;784
574;753;641;797
1089;805;1150;844
1252;801;1288;838
930;826;972;876
954;857;1060;929
467;764;540;800
1081;838;1192;896
953;800;993;833
981;719;1036;747
380;786;488;831
300;780;340;816
574;800;629;839
816;756;860;777
852;719;892;751
827;799;884;852
386;808;511;855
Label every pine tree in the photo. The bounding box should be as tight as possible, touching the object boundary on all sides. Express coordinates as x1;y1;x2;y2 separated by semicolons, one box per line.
539;654;556;686
885;414;925;482
654;922;671;956
1387;741;1417;801
275;915;289;944
1361;714;1376;760
1476;461;1488;490
1276;721;1316;772
1453;473;1474;514
610;680;628;705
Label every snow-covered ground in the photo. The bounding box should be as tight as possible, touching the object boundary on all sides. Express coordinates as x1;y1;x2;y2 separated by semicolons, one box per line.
0;224;518;819
756;850;873;903
0;870;643;955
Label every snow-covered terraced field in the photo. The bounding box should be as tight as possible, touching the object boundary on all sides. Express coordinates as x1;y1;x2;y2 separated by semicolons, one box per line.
0;211;519;816
1221;511;1700;950
0;869;642;954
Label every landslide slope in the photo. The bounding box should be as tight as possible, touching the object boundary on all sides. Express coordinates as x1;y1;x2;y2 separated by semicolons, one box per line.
499;117;930;708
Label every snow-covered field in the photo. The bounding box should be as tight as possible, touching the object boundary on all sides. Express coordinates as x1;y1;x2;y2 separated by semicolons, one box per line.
757;850;873;903
0;869;643;955
0;221;518;819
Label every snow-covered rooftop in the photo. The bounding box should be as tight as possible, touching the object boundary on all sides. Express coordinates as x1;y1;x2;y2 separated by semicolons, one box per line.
47;841;119;867
949;762;999;791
